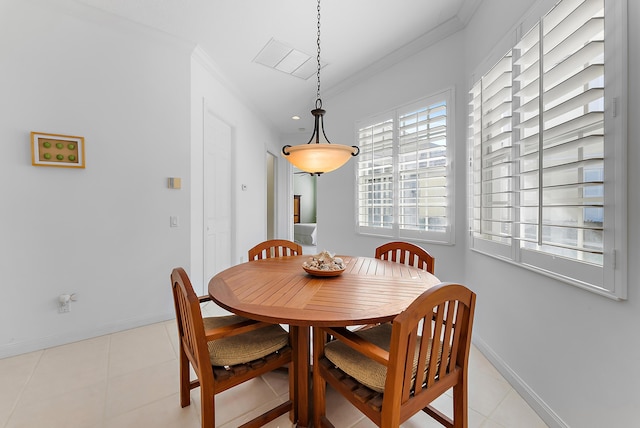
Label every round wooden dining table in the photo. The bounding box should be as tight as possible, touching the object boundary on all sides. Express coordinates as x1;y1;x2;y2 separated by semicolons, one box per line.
208;255;440;428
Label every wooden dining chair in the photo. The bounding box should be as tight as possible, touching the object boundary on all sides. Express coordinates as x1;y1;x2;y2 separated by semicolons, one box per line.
375;241;435;274
170;267;293;428
313;283;476;428
248;239;302;260
247;238;302;396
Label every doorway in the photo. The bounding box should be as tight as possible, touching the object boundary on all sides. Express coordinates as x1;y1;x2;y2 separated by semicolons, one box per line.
293;170;317;254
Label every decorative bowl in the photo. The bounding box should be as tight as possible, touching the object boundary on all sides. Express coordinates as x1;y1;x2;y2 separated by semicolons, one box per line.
303;266;345;277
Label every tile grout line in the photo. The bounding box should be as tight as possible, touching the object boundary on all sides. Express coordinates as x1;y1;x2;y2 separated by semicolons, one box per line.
226;377;286;428
103;325;184;424
481;384;514;426
163;319;179;359
99;332;113;428
3;349;45;428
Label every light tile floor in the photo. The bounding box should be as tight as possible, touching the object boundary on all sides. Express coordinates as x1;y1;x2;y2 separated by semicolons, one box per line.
0;312;548;428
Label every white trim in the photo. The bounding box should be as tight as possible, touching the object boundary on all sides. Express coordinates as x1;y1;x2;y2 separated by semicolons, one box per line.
604;0;628;299
0;311;175;359
471;247;624;301
473;336;570;428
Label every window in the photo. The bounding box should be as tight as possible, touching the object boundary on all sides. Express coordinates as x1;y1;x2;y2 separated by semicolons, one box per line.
357;91;454;244
468;0;627;299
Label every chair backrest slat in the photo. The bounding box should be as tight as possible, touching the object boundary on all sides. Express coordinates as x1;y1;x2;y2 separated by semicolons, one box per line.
413;316;431;396
441;301;457;377
427;303;445;388
401;329;418;401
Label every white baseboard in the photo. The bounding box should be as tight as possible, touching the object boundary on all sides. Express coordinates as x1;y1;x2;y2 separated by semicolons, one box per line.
473;336;569;428
0;311;175;359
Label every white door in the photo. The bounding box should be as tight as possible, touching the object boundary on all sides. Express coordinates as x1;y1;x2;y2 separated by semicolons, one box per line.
204;109;232;283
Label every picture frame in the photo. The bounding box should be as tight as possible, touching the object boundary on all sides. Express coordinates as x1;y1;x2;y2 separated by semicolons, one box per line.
31;132;85;168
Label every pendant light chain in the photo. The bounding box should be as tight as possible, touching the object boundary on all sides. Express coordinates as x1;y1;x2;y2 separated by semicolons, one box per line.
280;0;359;175
316;0;322;109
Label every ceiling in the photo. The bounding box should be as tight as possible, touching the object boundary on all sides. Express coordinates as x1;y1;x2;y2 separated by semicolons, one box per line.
74;0;480;135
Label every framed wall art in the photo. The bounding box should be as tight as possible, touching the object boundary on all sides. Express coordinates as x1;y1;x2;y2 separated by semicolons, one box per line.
31;132;85;168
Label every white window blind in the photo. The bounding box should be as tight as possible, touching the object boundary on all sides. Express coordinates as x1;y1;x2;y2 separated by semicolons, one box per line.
470;54;514;258
357;118;394;229
358;92;453;244
468;0;626;299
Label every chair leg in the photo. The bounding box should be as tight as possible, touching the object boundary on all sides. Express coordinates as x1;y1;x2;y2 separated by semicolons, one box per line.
313;328;327;428
452;377;468;428
288;361;296;424
313;375;327;428
179;345;191;407
201;386;214;427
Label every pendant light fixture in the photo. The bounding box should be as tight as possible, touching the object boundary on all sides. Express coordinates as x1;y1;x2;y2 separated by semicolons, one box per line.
282;0;359;175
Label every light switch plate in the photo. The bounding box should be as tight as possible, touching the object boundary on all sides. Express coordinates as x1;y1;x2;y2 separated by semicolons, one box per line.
168;177;182;189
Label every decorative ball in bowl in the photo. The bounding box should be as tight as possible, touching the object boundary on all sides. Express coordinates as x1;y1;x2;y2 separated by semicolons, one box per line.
302;251;345;277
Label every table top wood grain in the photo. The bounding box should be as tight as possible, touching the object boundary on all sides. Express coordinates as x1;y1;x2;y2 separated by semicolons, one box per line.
208;255;441;327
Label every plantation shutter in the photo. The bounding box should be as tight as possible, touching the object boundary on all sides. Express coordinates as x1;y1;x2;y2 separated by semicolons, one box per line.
357;118;394;229
397;102;448;233
469;53;514;255
467;0;623;296
516;0;605;265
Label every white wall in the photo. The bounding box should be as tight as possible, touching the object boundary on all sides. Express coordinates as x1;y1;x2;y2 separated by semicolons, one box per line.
319;0;640;426
317;31;467;284
189;48;284;296
0;0;193;357
0;0;289;358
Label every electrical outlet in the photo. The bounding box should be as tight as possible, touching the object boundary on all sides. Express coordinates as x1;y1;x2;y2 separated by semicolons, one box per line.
59;301;70;313
58;294;71;313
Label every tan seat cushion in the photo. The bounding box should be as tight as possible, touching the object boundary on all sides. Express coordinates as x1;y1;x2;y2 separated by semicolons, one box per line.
324;323;436;393
204;315;289;366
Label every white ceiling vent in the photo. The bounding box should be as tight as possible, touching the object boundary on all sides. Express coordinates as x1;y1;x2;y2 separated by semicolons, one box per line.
253;38;326;80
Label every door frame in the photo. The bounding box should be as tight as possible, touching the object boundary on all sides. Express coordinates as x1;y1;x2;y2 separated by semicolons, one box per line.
266;151;277;240
189;97;236;295
202;103;235;286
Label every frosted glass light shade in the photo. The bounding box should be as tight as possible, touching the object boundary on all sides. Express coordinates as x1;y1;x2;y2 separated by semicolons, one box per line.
282;143;357;174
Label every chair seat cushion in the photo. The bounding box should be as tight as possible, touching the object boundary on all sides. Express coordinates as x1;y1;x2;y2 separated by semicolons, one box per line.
204;315;289;366
324;323;436;393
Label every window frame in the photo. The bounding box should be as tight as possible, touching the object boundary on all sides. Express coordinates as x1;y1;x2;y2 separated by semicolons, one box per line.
356;89;455;245
467;0;627;300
